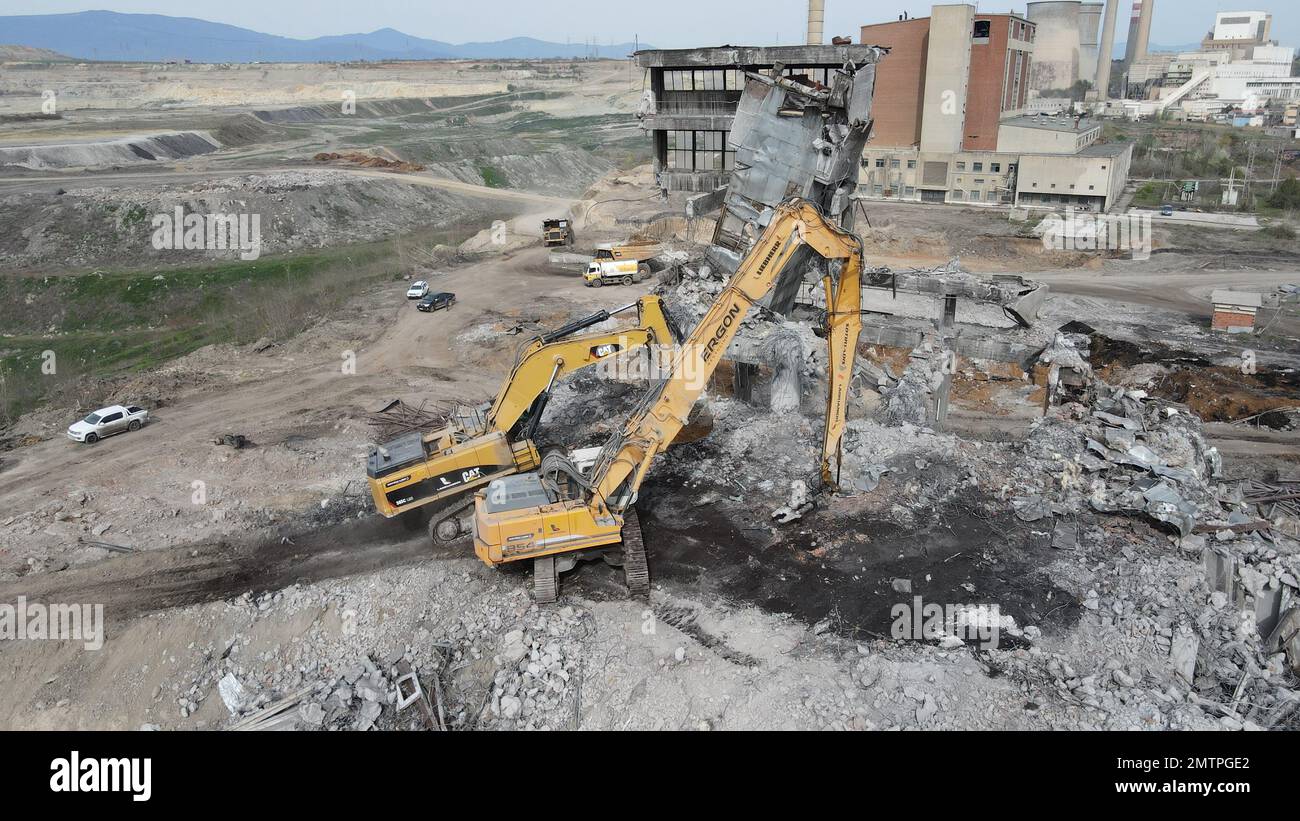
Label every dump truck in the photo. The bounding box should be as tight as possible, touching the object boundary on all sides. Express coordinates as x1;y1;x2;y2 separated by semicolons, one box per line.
542;219;575;247
366;297;678;542
592;242;660;263
473;198;866;600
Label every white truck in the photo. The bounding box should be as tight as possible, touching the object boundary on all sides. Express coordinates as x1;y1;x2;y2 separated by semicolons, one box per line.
583;258;653;287
583;243;660;287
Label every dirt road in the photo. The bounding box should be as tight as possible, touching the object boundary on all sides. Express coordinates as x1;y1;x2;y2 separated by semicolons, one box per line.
0;244;656;575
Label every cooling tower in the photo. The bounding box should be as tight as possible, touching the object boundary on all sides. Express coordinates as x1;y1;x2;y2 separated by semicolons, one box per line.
1027;1;1082;92
1078;2;1103;88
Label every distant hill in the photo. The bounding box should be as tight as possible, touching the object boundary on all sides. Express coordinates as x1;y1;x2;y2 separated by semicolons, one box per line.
0;43;73;62
0;11;645;63
1112;41;1204;59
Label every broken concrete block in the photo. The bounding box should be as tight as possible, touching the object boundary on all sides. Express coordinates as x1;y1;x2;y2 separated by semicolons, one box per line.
297;701;325;727
218;673;249;714
1170;629;1199;684
1051;520;1078;550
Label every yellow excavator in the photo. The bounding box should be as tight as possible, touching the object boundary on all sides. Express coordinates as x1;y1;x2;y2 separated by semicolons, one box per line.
471;199;866;600
367;296;679;542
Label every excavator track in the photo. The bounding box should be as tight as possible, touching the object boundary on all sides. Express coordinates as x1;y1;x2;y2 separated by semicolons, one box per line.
620;508;649;593
428;498;474;544
533;556;558;603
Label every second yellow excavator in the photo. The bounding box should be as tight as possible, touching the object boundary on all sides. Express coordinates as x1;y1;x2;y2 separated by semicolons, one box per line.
472;198;866;600
366;296;679;542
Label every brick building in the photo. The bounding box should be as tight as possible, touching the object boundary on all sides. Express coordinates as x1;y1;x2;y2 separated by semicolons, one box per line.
858;2;1132;211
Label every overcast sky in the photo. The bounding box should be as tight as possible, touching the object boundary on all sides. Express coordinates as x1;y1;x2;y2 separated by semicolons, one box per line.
0;1;1294;51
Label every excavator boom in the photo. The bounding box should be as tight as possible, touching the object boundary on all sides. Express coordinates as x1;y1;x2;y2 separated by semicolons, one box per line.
589;199;863;508
484;296;677;437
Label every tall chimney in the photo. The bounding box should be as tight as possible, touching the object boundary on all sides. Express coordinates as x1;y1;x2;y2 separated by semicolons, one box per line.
1132;0;1154;61
1123;0;1141;63
807;0;825;45
1095;0;1119;97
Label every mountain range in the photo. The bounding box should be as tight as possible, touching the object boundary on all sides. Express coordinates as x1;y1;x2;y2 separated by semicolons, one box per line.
0;11;646;62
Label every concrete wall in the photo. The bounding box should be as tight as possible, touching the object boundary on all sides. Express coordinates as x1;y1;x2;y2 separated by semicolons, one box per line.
860;146;1018;205
920;4;975;154
860;17;931;147
1212;12;1270;43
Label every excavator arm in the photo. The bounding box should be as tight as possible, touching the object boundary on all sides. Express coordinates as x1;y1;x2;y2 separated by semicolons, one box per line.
589;198;864;512
483;295;678;437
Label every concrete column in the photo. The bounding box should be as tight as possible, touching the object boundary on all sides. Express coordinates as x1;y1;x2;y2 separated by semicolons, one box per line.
1094;0;1119;98
1132;0;1154;61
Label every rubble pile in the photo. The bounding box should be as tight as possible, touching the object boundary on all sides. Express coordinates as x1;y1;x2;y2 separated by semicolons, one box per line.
879;339;951;429
1021;383;1224;537
170;580;596;732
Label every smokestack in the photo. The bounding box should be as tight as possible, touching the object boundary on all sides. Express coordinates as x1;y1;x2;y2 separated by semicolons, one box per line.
1132;0;1153;61
807;0;825;45
1123;0;1140;63
1095;0;1119;97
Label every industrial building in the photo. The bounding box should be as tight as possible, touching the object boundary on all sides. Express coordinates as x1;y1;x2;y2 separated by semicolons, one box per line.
858;3;1133;212
1103;8;1295;120
1201;11;1274;58
633;44;881;193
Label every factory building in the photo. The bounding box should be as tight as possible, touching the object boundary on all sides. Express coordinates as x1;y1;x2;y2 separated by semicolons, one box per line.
1104;9;1294;119
858;3;1132;212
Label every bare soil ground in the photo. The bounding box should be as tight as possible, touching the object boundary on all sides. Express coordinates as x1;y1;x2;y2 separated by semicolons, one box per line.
0;62;1297;729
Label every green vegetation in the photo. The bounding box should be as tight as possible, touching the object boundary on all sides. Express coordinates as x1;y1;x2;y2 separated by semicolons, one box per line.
0;221;486;425
477;164;509;188
1132;181;1164;207
1105;120;1300;213
1267;176;1300;211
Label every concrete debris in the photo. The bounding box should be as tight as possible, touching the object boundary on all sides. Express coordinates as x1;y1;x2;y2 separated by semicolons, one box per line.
1039;332;1093;408
1027;380;1225;537
880;339;952;429
217;672;248;714
772;480;812;523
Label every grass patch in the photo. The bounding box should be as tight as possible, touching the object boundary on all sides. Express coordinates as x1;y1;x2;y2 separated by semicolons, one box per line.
477;164;509;188
0;220;488;424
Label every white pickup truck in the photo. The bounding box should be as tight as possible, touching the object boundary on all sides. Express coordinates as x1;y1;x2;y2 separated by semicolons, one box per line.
67;404;149;444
